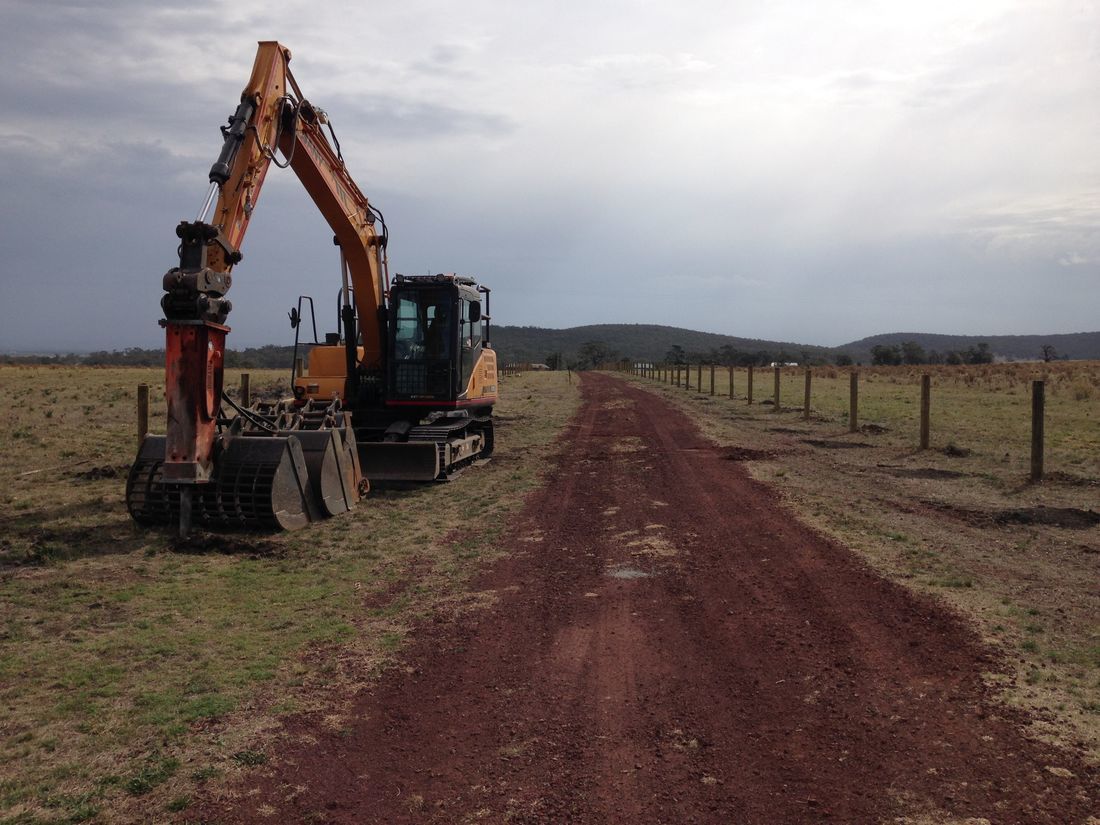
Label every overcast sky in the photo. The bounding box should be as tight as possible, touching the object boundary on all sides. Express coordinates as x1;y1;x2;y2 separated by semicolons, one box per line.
1;0;1097;351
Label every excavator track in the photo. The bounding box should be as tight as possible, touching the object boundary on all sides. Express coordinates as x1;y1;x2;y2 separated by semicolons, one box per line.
357;414;493;483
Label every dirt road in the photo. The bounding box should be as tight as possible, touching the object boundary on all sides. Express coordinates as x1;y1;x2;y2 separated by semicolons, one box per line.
201;373;1098;823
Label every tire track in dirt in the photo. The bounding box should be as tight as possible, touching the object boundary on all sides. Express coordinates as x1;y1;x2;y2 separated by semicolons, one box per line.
198;372;1098;824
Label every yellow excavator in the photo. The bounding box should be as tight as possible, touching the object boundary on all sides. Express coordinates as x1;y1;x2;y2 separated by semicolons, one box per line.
126;42;498;535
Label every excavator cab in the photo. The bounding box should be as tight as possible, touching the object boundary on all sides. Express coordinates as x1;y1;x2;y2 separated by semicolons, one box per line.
387;275;488;406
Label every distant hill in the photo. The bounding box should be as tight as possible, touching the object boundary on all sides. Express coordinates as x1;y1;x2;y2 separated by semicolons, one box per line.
838;331;1100;364
491;323;1100;366
491;324;835;366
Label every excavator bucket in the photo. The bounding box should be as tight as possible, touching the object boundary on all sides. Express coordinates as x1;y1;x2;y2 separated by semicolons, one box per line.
201;435;317;530
294;428;363;517
127;436;178;526
127;433;323;531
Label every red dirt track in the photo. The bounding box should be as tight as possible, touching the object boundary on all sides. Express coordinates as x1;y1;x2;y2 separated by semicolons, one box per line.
202;373;1098;824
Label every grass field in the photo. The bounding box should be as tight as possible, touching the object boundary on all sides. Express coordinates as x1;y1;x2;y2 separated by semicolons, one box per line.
0;366;580;824
631;361;1100;762
660;360;1100;480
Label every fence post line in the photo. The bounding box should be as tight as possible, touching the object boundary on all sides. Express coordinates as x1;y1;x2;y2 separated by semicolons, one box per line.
920;374;930;450
137;384;149;447
710;365;715;395
803;368;811;421
747;366;754;404
773;366;781;412
1031;380;1045;482
728;365;734;399
849;371;859;433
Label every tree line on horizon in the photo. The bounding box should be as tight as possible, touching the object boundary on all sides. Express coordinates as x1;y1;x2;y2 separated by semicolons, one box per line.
535;339;1070;371
1;345;295;369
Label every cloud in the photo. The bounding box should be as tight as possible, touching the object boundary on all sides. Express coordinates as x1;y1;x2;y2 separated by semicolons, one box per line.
319;92;515;141
0;0;1098;353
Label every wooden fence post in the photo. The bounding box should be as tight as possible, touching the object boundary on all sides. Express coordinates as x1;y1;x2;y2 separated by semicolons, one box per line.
803;368;811;420
137;384;149;446
696;364;702;393
728;365;734;399
773;366;781;412
849;371;859;433
747;366;754;404
241;372;251;408
709;365;715;395
1031;380;1045;482
920;374;930;450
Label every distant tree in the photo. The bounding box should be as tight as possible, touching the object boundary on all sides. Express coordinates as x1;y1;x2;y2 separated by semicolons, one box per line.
901;341;926;365
665;344;686;364
870;344;902;366
1040;344;1058;362
576;340;615;370
834;352;853;366
545;352;564;371
926;350;944;365
945;351;964;365
715;344;737;365
966;342;993;364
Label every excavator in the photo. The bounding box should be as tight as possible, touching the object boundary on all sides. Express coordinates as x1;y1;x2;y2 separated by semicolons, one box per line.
126;42;498;535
